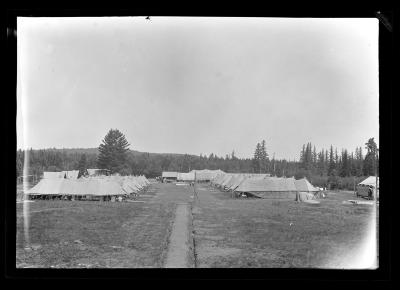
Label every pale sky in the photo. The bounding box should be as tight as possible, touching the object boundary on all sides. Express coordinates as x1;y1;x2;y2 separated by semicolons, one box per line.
17;17;379;160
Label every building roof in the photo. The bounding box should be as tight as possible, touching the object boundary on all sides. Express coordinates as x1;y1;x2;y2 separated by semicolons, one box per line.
162;171;178;178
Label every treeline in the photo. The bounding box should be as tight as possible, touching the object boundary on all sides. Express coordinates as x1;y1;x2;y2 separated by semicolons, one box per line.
16;147;296;179
292;137;379;189
16;148;98;178
16;148;256;178
16;129;378;191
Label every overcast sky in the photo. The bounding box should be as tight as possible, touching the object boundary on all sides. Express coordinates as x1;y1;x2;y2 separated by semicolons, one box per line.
17;17;379;160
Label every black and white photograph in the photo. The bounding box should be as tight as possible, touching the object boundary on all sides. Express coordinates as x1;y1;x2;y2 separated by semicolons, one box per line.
14;16;381;271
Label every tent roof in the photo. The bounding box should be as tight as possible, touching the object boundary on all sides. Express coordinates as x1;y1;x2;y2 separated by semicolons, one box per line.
359;176;379;188
212;173;226;184
177;172;195;180
27;178;128;196
227;175;247;190
294;178;319;192
224;174;242;188
235;177;297;192
190;169;225;180
221;175;234;186
27;174;149;196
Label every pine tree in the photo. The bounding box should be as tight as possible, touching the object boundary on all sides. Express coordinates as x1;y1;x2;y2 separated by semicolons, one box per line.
325;149;329;172
328;145;335;176
334;148;339;169
317;149;325;176
252;142;261;173
312;145;317;166
97;129;130;174
260;140;268;173
340;149;350;177
363;138;378;176
77;154;88;178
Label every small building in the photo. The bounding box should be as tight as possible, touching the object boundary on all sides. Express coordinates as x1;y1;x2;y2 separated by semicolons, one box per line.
162;171;178;183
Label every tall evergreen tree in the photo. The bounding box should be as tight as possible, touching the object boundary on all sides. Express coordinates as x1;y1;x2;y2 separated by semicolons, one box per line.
363;138;378;176
77;154;88;178
260;140;268;173
328;145;335;176
97;129;130;174
252;142;261;173
334;147;339;170
340;149;350;177
312;145;317;166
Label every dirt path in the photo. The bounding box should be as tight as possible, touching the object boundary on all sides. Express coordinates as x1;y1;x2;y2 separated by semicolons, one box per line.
164;203;191;268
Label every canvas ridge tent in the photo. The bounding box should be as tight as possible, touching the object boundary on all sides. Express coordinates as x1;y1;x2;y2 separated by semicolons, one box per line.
234;177;298;199
356;176;379;200
25;175;150;201
177;172;195;182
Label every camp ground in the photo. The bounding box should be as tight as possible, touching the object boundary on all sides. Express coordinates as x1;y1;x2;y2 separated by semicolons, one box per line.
17;171;378;269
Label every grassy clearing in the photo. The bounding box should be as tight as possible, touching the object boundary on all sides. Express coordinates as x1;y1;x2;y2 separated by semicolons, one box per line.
16;198;176;268
193;185;377;268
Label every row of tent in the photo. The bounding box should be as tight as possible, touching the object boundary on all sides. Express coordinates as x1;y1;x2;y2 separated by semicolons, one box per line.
26;175;150;197
162;169;225;182
42;169;111;179
211;173;320;199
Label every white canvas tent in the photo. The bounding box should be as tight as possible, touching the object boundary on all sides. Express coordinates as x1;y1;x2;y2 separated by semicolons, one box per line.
234;177;298;199
359;176;379;188
294;178;320;192
26;178;128;197
177;172;195;182
26;174;150;200
357;176;379;200
191;169;224;181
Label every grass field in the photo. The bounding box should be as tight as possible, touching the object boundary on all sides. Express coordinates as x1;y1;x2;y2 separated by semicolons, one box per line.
192;185;378;268
16;200;176;268
16;182;378;268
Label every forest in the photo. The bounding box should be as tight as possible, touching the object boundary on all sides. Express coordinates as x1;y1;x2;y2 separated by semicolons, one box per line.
16;130;378;190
